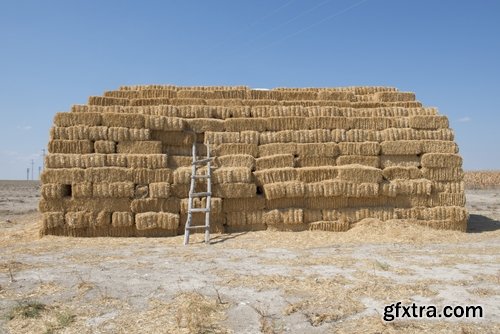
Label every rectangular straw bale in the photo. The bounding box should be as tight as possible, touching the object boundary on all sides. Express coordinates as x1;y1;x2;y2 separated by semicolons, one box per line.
422;167;464;181
376;92;416;102
309;220;350;232
212;106;251;119
264;209;303;225
350;117;391;130
41;168;85;184
213;183;256;198
94;140;116;154
167;155;192;168
429;193;466;206
297;166;338;182
223;197;266;212
225;211;265;227
126;154;168;169
433;181;464;193
243;99;280;107
258;143;297;157
170;98;206;106
265;197;303;209
409;115;449;129
177;90;214;99
213;167;252;183
40;198;131;213
111;212;134;227
149;182;171;198
131;198;180;213
180;197;222;214
420;140;458;153
45;154;83;169
186;118;225;132
421;153;462;168
116;141;162;154
391;179;432;195
306;117;351;129
336;165;383;183
54;112;102;126
381;128;454;141
224;118;267;132
85;167;132;182
215;154;255;169
105;154;128;167
213;143;258;157
306;180;378;198
107;127;150;141
136;212;179;230
382;166;422;180
175;105;212;118
303;196;349;209
338;142;380;155
318;91;355;101
129;98;170;106
266;117;309;130
52;126;107;141
88;96;129;106
132;168;173;184
65;211;94;228
354;208;396;221
345;129;382;142
295;156;336;167
204;132;239;145
337;155;379;168
144;115;185;131
173;167;192;184
92;182;134;198
80;154;106;168
72;182;93;198
165;144;206;156
380;155;420;168
255;154;294;170
101;113;145;128
42;212;65;229
48;140;94;154
254;168;297;185
295;143;340;157
263;181;306;199
137;90;176;99
331;129;347;142
41;183;71;199
380;140;421;155
292;130;332;143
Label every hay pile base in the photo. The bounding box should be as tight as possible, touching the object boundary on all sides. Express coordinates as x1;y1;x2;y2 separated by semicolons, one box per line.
40;85;467;237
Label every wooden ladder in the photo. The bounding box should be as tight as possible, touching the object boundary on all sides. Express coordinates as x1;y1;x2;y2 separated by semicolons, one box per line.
184;141;212;245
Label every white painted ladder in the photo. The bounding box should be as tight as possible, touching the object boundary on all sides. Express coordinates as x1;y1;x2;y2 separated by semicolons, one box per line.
184;141;212;245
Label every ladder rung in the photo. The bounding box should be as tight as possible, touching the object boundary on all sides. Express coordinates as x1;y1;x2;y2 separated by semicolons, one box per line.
190;192;212;197
190;208;210;213
192;174;210;179
186;225;209;230
193;158;213;165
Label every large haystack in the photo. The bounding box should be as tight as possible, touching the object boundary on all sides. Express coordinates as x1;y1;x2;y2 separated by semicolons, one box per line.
40;85;467;237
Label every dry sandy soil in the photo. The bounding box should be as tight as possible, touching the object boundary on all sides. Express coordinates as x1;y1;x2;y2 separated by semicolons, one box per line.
0;180;499;333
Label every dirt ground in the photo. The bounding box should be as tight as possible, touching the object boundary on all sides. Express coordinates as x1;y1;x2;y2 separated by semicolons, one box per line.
0;181;499;333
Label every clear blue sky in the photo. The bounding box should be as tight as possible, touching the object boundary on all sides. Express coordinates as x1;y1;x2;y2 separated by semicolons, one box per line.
0;0;499;179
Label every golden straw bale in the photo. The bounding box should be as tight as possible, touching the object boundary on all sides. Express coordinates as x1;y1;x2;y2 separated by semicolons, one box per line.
293;130;332;143
112;212;134;227
429;193;466;207
421;153;462;168
151;130;195;146
42;212;65;229
72;182;93;198
79;154;106;168
225;211;265;229
212;106;251;118
331;129;347;142
174;105;212;118
295;156;336;167
186;118;225;132
136;212;179;230
422;167;464;181
223;197;266;212
382;166;422;180
88;96;129;106
107;127;150;141
254;168;297;185
205;131;258;145
96;211;112;227
420;140;458;153
40;198;131;213
126;154;168;169
149;182;171;198
166;155;191;168
409;115;449;129
380;155;420;168
213;167;252;183
336;164;383;183
380;140;421;155
65;211;94;228
224;118;267;132
306;117;352;129
297;166;338;182
48;140;94;154
105;154;127;167
129;98;170;106
266;117;309;130
381;128;454;141
213;183;256;198
92;182;134;198
54;112;102;126
180;197;222;214
264;209;303;226
391;179;433;196
137;89;177;99
177;90;214;99
94;140;116;154
116;141;162;154
345;129;382;142
104;90;140;98
41;168;85;184
255;154;294;170
375;92;416;102
296;143;339;157
309;220;350;232
213;143;258;157
351;117;391;130
144;115;185;131
173;167;192;184
132;168;173;184
170;98;206;106
45;154;83;168
258;143;297;157
265;197;303;209
131;198;180;213
337;155;379;168
318;91;355;101
263;181;306;199
41;183;71;199
338;142;380;156
84;167;132;182
215;154;255;169
101;113;145;128
433;181;464;193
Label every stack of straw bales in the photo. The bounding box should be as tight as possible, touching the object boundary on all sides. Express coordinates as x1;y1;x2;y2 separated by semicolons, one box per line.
40;85;467;236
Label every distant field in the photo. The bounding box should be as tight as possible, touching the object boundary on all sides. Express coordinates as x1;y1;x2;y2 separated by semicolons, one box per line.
464;171;500;189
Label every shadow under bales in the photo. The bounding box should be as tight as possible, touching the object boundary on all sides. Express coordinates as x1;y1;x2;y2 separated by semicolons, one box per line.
210;232;248;244
467;214;500;233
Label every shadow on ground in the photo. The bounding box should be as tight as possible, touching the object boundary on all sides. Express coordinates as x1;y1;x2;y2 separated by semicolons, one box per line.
467;214;500;233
